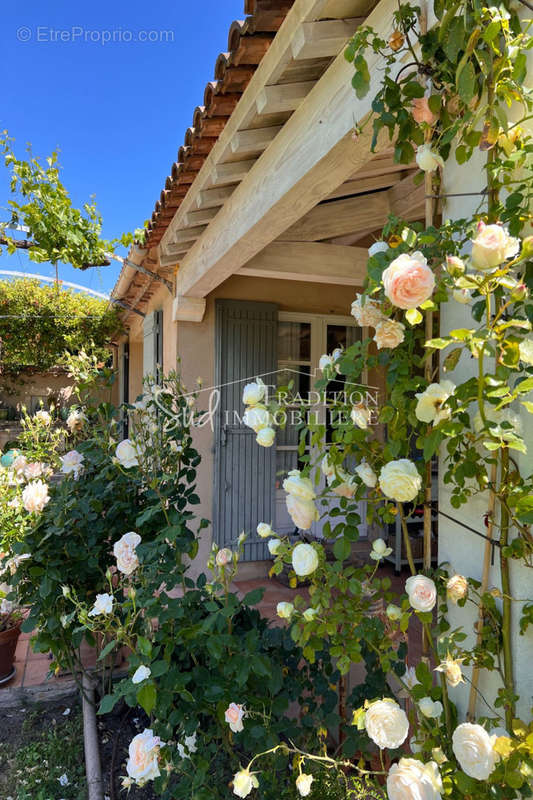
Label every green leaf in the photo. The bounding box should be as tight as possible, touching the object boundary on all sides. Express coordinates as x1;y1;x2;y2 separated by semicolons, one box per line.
97;639;117;662
406;308;423;326
242;588;265;607
98;693;120;715
457;60;476;104
137;683;157;715
333;536;351;562
137;636;152;657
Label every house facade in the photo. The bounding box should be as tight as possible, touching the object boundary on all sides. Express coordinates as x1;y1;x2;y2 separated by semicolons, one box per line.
112;0;425;573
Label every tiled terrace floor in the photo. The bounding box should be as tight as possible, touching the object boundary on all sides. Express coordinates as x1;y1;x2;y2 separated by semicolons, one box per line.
4;564;420;691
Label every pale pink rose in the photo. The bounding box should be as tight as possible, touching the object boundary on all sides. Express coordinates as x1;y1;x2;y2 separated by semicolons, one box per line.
373;320;405;349
215;548;233;567
382;252;435;309
446;574;468;603
286;494;319;530
126;729;163;786
12;455;28;475
225;703;244;733
411;97;438;125
405;575;437;612
24;462;47;481
22;480;50;513
113;531;141;575
471;221;520;270
351;294;385;327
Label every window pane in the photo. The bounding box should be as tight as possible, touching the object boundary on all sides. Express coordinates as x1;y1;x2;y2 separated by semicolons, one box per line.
278;321;311;361
327;323;360;353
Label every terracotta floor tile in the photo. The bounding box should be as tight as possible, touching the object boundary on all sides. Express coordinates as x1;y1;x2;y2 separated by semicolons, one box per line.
22;658;51;687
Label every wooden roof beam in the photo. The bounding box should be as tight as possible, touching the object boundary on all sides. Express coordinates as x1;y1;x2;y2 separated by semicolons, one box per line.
210;158;258;187
183;207;220;227
230;124;283;156
256;80;316;114
196;185;236;210
237;241;368;284
291;17;365;60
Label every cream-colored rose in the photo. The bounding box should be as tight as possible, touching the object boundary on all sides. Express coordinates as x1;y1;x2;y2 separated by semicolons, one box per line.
374;320;405;350
351;403;371;429
416;144;444;172
406;575;437;612
132;665;151;684
382;252;435;310
12;455;27;474
452;723;497;780
88;592;113;617
446;574;468;604
292;543;319;576
256;427;275;447
24;462;47;480
453;288;472;304
243;406;271;433
303;607;318;621
286;495;319;530
387;758;442;800
419;697;443;718
34;409;52;426
216;548;233;567
268;538;282;555
321;454;335;478
60;450;84;478
242;379;265;406
519;338;533;365
277;601;294;620
379;459;421;503
368;241;390;258
411;97;438;125
233;769;259;798
126;729;163;786
351;294;385;327
435;656;464;688
415;381;455;425
329;473;356;498
355;461;377;488
283;470;315;501
225;702;244;733
113;531;141;575
365;699;409;750
66;408;87;433
296;774;314;797
256;522;273;539
115;439;139;469
471;221;520;271
370;538;393;561
386;604;402;621
22;480;50;513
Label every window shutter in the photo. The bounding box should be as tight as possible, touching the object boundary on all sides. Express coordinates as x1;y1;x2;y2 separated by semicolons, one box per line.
214;299;278;561
155;310;163;384
143;311;161;380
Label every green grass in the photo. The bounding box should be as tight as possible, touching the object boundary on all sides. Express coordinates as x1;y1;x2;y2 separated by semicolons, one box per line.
0;708;87;800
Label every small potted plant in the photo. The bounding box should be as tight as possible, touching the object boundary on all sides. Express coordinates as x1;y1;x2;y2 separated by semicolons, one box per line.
0;580;23;683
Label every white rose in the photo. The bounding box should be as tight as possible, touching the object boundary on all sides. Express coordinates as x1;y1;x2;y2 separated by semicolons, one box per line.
256;522;273;539
24;462;47;480
355;461;377;488
519;338;533;365
416;144;445;172
435;657;464;688
405;575;437;612
453;288;472;304
268;538;282;555
277;601;294;619
386;604;402;621
132;665;151;684
283;470;315;501
216;548;233;567
225;702;245;733
370;538;393;561
242;379;265;406
177;732;197;759
34;409;52;426
292;543;319;576
286;495;319;530
115;439;139;469
351;294;385;327
256;427;275;447
88;593;113;617
233;769;259;798
321;454;335;478
319;353;334;371
452;723;497;780
387;758;442;800
295;773;314;796
374;320;406;350
113;531;141;575
415;381;455;425
368;241;389;257
243;406;271;433
12;455;27;474
446;574;468;604
126;729;163;786
351;403;371;429
365;699;409;750
419;697;443;719
329;474;356;498
60;450;84;478
303;607;318;621
66;409;87;433
471;221;520;271
402;666;420;690
379;459;421;502
22;480;50;513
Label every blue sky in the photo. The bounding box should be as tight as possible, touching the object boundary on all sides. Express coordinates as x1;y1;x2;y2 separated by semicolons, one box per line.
0;0;244;296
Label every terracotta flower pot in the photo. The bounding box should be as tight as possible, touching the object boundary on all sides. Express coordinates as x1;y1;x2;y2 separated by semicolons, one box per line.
0;621;22;682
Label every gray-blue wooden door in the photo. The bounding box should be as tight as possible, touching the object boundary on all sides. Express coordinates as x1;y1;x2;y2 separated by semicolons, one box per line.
214;299;278;561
